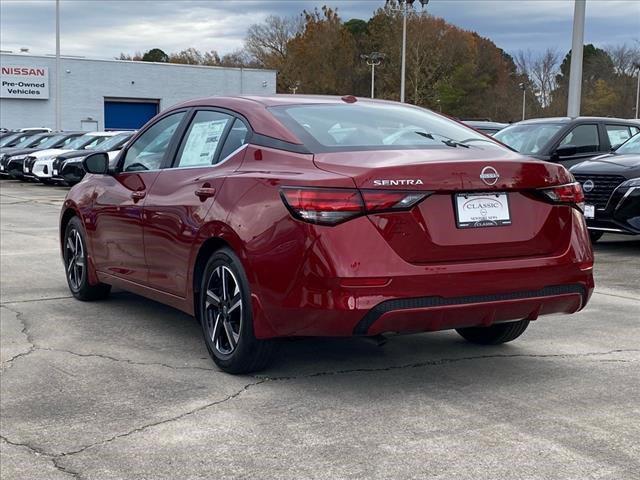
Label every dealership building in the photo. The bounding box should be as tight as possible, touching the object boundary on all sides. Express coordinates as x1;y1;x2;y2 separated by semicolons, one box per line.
0;52;277;131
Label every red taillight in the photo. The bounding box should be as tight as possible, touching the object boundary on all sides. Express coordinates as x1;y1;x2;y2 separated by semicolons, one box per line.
280;187;429;225
538;182;585;210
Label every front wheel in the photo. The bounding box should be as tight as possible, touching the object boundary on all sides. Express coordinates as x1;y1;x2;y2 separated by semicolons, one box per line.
63;217;111;301
199;248;275;374
456;320;529;345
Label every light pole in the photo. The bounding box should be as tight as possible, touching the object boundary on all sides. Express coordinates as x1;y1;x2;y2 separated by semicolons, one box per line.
361;52;385;98
519;82;526;121
567;0;586;118
634;62;640;120
386;0;429;103
55;0;61;131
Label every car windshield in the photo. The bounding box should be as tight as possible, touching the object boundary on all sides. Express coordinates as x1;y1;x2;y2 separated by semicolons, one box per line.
615;133;640;155
494;123;565;155
97;133;133;151
0;133;22;147
270;103;498;152
66;134;108;150
36;134;69;149
18;134;50;148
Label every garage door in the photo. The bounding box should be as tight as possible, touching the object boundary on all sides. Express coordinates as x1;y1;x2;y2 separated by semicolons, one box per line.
104;100;159;130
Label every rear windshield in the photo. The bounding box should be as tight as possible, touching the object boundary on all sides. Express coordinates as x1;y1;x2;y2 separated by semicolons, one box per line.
494;123;564;155
270;103;500;152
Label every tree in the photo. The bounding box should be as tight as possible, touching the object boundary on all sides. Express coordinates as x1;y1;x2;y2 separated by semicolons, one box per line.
515;48;560;110
280;6;358;95
141;48;169;63
245;15;302;68
550;44;618;116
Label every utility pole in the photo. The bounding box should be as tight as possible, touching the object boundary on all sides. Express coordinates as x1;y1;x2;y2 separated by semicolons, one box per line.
567;0;586;118
55;0;61;130
519;82;526;121
400;1;407;103
361;52;385;98
634;62;640;120
386;0;429;103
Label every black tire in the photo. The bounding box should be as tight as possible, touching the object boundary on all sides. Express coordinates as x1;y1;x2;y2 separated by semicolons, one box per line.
589;231;604;243
199;248;275;374
63;217;111;301
456;319;530;345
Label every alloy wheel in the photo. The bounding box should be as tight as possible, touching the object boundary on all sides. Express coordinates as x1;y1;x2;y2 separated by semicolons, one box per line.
205;265;243;355
65;229;85;291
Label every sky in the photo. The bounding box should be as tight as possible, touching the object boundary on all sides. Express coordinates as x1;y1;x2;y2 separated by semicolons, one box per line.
0;0;638;60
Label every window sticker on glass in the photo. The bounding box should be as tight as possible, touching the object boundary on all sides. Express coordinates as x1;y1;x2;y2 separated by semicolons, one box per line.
180;119;228;167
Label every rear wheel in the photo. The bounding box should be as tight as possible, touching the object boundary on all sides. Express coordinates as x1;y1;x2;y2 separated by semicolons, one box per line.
456;320;529;345
199;248;275;374
64;217;111;301
589;231;604;243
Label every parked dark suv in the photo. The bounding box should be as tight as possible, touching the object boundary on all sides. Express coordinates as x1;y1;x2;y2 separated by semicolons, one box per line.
570;132;640;242
494;117;640;169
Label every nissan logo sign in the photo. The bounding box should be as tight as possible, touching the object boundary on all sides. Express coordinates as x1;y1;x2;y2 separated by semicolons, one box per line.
583;179;595;193
480;166;499;186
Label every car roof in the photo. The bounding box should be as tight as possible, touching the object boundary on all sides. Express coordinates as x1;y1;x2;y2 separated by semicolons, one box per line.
516;116;640;125
463;120;509;129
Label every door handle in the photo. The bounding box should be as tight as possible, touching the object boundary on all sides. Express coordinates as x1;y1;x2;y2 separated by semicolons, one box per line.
131;190;146;202
195;186;216;201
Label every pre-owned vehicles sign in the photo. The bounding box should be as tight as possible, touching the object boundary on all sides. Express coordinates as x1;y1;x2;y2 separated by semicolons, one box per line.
1;66;49;99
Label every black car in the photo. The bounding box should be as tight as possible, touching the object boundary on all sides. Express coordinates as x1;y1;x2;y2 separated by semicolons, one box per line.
462;120;509;136
570;133;640;242
53;132;134;185
1;132;85;178
0;132;84;177
494;117;640;169
0;130;48;150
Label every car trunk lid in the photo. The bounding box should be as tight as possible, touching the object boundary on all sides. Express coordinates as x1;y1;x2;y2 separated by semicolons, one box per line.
313;148;577;264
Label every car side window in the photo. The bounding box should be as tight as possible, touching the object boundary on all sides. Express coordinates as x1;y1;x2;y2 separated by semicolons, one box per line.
175;111;234;168
606;125;633;149
122;112;185;172
217;119;249;161
559;124;599;154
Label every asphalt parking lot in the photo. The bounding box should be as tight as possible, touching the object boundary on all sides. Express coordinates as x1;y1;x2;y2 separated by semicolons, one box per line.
1;179;639;480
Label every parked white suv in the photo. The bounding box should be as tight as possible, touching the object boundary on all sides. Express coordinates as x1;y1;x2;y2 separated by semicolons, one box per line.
24;131;127;182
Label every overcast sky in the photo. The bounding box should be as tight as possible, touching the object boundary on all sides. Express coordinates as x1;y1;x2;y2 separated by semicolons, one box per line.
1;0;638;60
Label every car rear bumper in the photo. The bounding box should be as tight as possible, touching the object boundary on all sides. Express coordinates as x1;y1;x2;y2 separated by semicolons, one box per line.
353;284;586;335
250;215;594;338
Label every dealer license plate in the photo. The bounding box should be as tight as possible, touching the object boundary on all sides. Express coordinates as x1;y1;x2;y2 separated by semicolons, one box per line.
455;192;511;229
584;204;595;219
52;169;58;176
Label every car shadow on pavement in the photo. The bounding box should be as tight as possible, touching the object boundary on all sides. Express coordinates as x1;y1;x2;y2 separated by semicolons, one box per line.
593;237;639;254
102;289;556;380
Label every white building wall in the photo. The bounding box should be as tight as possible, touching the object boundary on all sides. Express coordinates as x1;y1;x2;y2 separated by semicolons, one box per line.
0;54;277;130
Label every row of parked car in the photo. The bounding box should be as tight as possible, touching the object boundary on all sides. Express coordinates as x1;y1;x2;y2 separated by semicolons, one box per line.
481;116;640;241
0;129;134;185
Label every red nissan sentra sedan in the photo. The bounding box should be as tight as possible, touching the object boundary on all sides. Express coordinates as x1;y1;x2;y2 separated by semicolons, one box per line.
60;95;594;373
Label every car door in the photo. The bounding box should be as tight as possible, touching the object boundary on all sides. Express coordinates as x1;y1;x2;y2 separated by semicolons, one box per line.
143;110;250;297
551;123;603;168
89;111;188;284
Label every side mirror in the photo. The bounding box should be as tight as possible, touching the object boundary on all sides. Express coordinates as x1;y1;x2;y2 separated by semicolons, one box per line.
554;144;577;158
83;152;109;175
